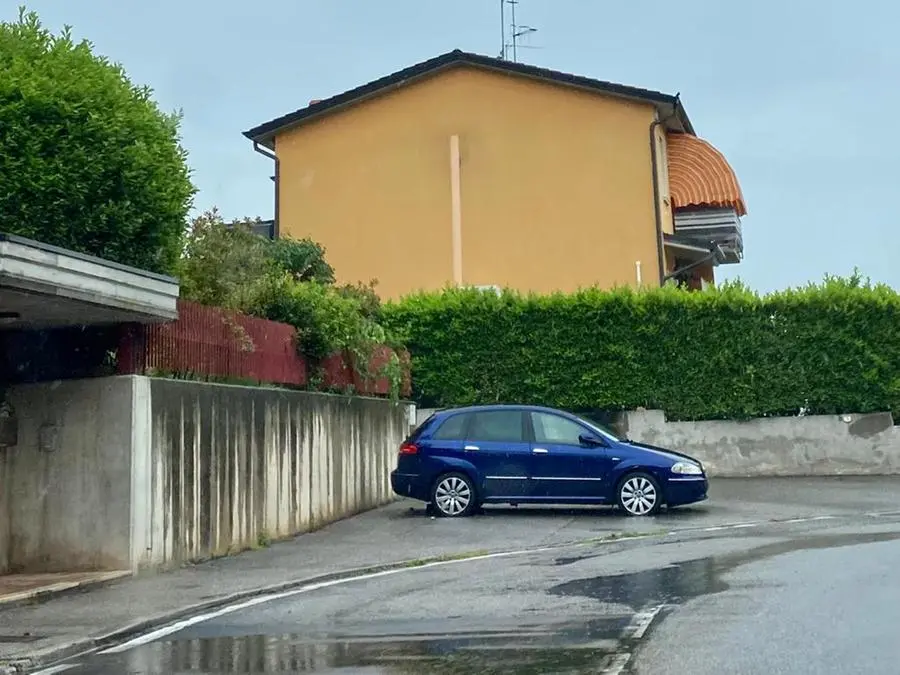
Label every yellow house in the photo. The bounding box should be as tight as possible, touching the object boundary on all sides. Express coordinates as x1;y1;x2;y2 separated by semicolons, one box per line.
244;50;747;299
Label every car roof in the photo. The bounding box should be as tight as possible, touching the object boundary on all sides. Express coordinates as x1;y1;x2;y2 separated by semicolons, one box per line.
431;404;570;417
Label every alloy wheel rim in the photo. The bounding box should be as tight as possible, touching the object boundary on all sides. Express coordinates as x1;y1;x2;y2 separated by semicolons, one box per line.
621;476;657;515
435;476;471;515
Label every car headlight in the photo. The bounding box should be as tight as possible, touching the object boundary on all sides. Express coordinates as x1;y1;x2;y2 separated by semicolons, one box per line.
671;461;703;475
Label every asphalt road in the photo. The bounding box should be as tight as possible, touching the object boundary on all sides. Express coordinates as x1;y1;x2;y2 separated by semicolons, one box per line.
42;513;900;675
10;477;900;672
631;529;900;675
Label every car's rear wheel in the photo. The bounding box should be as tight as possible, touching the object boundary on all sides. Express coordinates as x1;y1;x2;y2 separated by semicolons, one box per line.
617;472;662;516
431;472;476;518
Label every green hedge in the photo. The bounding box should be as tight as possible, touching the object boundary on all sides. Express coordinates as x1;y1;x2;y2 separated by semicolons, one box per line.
382;276;900;421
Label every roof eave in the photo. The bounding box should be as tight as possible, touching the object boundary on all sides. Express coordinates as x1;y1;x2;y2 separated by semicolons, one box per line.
243;50;694;145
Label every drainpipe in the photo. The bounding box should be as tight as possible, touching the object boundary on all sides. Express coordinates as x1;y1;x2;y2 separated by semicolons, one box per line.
648;95;681;285
252;141;280;239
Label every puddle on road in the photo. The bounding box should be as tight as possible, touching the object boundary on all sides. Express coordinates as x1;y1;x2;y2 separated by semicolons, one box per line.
93;622;632;674
550;530;900;611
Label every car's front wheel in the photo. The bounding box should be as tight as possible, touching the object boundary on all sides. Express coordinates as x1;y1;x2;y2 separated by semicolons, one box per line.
617;472;662;516
431;472;477;518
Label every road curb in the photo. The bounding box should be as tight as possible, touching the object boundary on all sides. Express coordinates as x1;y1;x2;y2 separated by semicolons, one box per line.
0;571;132;613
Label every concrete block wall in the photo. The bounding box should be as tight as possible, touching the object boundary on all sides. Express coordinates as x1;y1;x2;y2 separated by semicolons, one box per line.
0;376;412;574
623;409;900;477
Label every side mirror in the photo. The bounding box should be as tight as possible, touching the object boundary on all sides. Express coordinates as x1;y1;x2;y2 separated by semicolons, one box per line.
579;433;604;448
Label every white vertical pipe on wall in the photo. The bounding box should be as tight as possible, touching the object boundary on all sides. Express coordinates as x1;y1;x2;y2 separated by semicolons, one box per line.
128;376;152;574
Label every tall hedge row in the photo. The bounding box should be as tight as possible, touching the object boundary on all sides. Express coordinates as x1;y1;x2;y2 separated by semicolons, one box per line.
382;276;900;421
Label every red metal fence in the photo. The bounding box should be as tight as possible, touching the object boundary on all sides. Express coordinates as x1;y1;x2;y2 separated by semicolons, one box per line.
118;300;410;397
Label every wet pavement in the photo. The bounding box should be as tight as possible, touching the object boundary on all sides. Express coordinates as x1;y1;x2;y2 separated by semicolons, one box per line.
11;477;900;671
632;529;900;674
38;516;900;674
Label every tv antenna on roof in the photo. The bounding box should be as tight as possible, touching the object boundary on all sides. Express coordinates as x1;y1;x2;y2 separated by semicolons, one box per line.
500;0;539;62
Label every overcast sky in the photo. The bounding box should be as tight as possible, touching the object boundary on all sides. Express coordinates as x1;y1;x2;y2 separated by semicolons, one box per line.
12;0;899;291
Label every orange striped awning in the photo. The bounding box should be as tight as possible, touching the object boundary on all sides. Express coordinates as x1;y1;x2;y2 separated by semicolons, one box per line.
667;133;747;216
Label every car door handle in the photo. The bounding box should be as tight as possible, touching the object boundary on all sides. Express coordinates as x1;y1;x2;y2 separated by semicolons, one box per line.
532;448;549;454
464;445;479;452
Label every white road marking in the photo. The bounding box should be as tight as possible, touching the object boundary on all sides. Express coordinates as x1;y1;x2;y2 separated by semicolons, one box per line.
603;652;632;674
30;665;79;675
98;547;555;654
622;605;665;640
700;521;760;532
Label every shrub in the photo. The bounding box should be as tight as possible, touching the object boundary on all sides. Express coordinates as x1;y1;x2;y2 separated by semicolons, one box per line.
336;280;383;322
178;211;404;396
247;275;371;362
268;236;335;284
0;9;194;274
382;275;900;420
177;209;274;310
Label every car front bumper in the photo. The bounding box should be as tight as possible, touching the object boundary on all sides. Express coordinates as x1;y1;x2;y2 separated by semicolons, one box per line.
665;476;709;506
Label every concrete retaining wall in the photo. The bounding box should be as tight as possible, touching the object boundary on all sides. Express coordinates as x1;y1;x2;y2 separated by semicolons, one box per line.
623;409;900;477
0;376;411;574
134;379;409;569
2;378;136;573
0;451;8;574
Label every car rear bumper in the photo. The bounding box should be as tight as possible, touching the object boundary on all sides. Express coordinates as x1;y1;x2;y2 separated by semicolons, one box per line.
391;470;429;501
665;476;709;506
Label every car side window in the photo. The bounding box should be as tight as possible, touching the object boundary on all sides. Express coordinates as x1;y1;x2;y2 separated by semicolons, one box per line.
468;411;524;443
432;414;469;441
532;412;586;446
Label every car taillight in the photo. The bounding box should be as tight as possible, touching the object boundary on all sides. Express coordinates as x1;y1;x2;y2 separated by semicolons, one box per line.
399;442;419;455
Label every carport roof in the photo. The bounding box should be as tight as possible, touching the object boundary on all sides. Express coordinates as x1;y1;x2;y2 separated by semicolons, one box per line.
0;233;179;330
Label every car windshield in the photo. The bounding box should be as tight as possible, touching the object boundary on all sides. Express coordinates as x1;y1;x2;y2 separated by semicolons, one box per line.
578;416;626;442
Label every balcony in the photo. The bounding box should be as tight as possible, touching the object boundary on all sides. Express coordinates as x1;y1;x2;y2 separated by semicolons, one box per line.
665;132;747;275
672;207;743;264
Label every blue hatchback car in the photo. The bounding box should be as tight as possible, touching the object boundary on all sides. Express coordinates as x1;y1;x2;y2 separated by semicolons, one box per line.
391;404;708;517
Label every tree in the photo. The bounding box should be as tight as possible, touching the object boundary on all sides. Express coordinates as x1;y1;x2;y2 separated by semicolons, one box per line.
0;8;194;274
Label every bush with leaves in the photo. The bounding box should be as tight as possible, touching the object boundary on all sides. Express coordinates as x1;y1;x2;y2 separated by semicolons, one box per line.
246;274;372;362
268;237;335;284
337;280;383;322
178;210;402;393
178;209;338;309
178;209;275;310
0;9;194;274
383;274;900;420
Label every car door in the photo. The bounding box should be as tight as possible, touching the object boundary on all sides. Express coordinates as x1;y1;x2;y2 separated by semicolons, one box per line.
465;410;531;500
528;411;615;501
